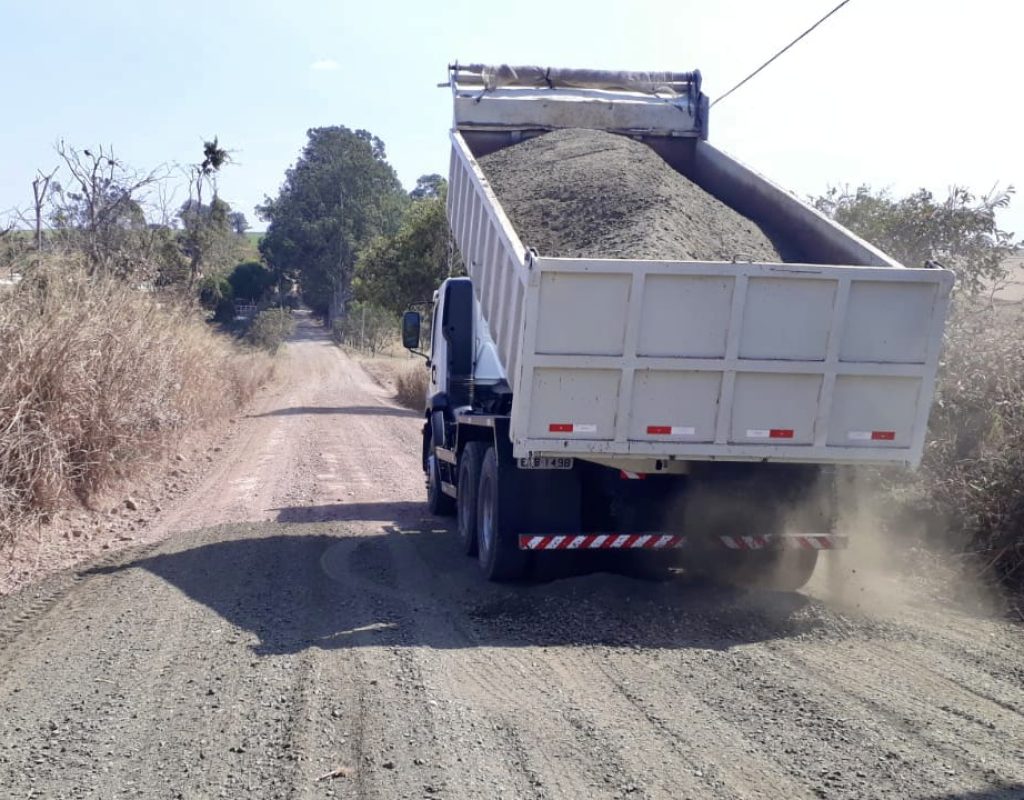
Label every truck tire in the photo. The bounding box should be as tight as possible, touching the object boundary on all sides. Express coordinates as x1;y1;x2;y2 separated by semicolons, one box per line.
682;465;823;592
769;550;819;591
476;447;529;581
456;441;486;555
709;549;819;592
619;550;677;582
426;452;456;517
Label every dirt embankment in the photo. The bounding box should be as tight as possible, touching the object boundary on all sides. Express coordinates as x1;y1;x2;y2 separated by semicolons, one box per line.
480;128;787;262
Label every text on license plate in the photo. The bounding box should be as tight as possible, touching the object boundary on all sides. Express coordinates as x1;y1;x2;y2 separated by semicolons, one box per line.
518;457;574;470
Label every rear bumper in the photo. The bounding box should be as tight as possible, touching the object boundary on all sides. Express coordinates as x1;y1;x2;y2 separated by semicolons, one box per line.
518;533;847;552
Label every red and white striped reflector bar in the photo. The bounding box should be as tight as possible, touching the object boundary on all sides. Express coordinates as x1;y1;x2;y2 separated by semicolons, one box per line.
548;423;597;434
646;425;696;436
619;470;646;480
848;430;896;442
519;534;847;552
720;534;847;551
746;428;795;439
519;534;686;551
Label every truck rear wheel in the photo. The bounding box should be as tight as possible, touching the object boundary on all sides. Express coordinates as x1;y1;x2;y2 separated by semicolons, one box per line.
710;549;819;592
476;447;529;581
682;465;825;592
457;442;486;556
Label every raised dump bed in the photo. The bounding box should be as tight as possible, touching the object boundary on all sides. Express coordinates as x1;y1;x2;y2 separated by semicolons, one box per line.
445;65;953;468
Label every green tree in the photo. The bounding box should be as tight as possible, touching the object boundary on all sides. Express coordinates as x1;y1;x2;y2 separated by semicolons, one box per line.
180;138;233;288
257;126;407;318
410;173;445;200
198;274;232;309
228;261;274;302
178;196;236;283
228;211;249;235
353;184;458;315
813;185;1017;297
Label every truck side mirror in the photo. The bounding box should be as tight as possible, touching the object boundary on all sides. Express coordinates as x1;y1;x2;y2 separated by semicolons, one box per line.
401;310;421;350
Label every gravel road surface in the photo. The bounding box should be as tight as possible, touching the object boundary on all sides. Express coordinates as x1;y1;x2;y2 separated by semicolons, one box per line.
1;316;1023;800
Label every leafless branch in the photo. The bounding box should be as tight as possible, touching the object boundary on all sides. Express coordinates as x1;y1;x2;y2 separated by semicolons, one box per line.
31;167;58;252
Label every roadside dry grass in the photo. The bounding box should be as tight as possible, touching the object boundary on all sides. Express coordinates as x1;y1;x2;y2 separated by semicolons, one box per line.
918;300;1024;590
394;362;428;410
356;354;427;412
337;329;428;412
0;261;272;545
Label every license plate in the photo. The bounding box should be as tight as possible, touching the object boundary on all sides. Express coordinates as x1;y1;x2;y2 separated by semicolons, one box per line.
517;457;574;470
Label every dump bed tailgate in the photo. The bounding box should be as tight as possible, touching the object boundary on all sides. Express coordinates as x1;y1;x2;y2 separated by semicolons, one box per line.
510;257;953;467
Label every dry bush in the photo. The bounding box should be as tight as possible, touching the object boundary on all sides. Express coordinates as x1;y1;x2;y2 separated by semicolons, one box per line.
245;308;294;354
879;299;1024;590
0;260;270;544
394;362;428;411
332;302;399;356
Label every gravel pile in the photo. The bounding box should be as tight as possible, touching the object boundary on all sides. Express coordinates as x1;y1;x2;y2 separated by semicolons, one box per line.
479;128;788;262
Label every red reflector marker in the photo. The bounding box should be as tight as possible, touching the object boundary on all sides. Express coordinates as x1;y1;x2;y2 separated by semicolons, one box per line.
646;425;696;436
770;429;794;439
548;423;598;434
871;430;896;441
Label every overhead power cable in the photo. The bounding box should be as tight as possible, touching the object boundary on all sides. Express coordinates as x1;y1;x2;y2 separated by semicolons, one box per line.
711;0;854;108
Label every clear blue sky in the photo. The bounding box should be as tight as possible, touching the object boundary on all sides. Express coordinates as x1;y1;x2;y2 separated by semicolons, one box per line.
2;0;1021;238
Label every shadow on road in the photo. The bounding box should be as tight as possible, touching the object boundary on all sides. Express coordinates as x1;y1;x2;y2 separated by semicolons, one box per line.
83;502;831;657
274;500;426;523
925;787;1024;800
253;405;419;419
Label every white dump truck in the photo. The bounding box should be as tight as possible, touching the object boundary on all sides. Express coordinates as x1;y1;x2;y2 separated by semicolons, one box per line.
401;64;954;587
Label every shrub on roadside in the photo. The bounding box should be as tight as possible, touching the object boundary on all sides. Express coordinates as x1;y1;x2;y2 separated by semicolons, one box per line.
198;275;232;310
245;308;294;354
0;262;270;545
394;361;428;411
213;295;237;323
332;301;399;356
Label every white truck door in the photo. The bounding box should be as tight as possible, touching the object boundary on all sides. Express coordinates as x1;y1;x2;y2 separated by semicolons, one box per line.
428;282;448;400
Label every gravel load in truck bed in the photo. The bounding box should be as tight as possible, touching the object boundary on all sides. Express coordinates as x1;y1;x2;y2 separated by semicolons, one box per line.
479;128;788;262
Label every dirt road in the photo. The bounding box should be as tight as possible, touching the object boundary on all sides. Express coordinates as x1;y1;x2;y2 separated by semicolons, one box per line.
2;316;1023;800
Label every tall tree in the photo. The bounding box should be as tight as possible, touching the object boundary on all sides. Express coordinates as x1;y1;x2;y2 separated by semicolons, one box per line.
228;211;249;235
182;138;232;288
354;183;460;315
49;143;165;278
177;197;236;282
410;173;445;200
258;126;407;318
